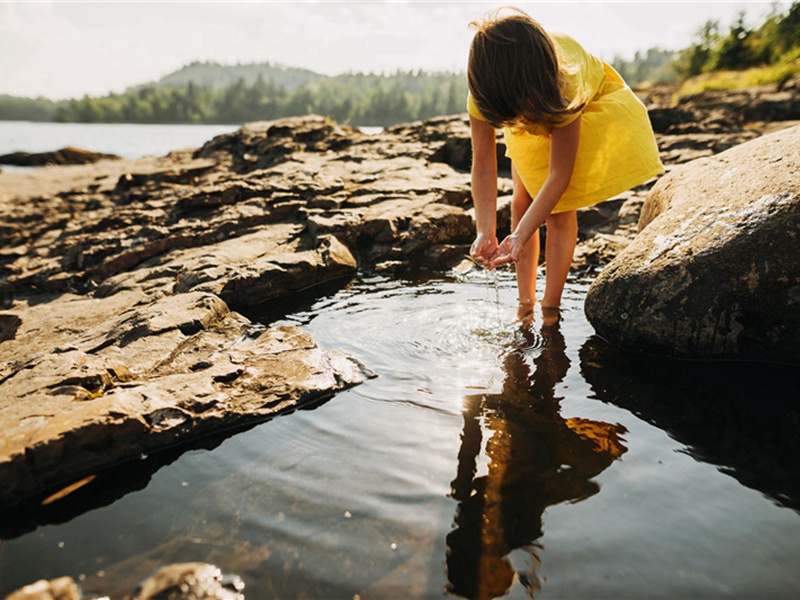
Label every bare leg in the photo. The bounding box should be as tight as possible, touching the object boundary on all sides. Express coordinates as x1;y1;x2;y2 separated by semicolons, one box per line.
511;164;540;313
542;210;578;308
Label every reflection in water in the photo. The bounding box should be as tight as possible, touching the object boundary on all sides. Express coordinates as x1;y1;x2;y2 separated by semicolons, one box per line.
581;336;800;511
446;317;627;599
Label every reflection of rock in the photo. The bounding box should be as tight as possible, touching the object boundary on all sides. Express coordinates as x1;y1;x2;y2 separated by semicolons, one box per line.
446;322;626;599
580;336;800;511
585;125;800;362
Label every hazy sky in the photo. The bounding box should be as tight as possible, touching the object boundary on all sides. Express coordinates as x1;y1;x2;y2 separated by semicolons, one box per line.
0;1;787;100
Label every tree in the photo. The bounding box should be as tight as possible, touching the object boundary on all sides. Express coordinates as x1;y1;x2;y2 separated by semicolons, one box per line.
711;11;758;71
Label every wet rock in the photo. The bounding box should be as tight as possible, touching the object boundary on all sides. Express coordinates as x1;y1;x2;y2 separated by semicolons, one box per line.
5;577;81;600
585;125;800;362
131;562;244;600
0;146;120;167
6;563;244;600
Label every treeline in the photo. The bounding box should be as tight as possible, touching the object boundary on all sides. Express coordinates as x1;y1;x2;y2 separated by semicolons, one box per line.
0;95;59;121
46;71;467;127
612;2;800;85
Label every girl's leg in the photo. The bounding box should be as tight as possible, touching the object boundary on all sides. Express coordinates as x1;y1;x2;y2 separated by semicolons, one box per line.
541;210;577;308
511;164;540;307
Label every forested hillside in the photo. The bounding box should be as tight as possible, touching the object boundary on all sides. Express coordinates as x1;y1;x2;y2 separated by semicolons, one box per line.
141;60;325;91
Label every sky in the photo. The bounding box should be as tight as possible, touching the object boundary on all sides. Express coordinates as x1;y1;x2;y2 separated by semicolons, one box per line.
0;1;789;100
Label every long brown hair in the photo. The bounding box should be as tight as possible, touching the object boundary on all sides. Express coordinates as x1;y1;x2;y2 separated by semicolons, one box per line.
467;7;585;128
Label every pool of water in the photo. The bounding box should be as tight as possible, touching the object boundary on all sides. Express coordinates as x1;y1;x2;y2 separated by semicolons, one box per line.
1;270;799;598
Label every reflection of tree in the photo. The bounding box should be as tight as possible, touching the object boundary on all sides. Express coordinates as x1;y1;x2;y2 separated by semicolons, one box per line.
580;336;800;512
446;321;627;600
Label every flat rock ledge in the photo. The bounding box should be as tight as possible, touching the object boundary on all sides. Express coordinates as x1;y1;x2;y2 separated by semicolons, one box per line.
585;125;800;363
0;288;372;509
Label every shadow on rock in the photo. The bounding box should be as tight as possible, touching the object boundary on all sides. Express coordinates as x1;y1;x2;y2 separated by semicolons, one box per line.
580;336;800;511
446;319;627;600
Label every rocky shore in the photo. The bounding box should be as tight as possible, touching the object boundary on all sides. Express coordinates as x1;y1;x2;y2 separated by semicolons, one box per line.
2;78;799;598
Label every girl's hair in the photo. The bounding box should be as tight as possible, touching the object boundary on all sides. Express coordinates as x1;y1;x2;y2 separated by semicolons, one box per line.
467;7;585;128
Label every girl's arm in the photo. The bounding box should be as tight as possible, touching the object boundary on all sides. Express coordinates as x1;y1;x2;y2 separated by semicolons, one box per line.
490;117;581;267
469;114;499;266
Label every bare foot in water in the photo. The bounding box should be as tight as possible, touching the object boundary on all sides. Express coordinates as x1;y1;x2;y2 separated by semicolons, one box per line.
517;299;535;327
541;306;561;327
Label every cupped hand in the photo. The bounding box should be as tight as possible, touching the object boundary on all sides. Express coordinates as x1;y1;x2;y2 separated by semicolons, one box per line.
489;234;523;268
470;232;498;268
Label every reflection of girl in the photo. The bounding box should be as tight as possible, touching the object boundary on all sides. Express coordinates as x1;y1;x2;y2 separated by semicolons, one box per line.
447;317;627;599
467;8;663;315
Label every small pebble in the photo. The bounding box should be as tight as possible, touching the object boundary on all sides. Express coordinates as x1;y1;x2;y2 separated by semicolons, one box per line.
390;542;397;550
344;511;352;519
181;481;189;487
57;541;65;548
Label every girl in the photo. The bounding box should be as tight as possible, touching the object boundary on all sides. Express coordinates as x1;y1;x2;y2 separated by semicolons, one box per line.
467;8;663;317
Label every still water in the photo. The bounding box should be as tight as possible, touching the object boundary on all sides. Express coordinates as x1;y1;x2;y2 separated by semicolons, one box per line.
0;120;241;162
1;270;798;599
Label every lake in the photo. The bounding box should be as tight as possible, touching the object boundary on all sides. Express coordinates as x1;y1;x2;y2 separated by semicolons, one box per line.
0;123;798;599
0;121;383;166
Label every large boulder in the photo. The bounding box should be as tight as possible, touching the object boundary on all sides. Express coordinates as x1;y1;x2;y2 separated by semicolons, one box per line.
585;125;800;363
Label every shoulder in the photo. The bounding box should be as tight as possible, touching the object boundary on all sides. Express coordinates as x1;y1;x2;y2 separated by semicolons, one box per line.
466;92;486;122
550;32;606;108
549;32;600;71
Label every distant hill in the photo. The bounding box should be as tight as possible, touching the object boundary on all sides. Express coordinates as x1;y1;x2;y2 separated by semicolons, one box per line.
135;60;326;92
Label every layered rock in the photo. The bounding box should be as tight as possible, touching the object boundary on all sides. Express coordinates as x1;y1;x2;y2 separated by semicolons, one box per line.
0;289;372;509
585;125;800;362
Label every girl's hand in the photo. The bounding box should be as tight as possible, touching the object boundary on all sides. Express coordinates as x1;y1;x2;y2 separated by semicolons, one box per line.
489;234;523;268
470;232;498;268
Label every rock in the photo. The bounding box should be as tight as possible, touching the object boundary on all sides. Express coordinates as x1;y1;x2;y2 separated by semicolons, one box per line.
5;563;244;600
585;125;800;362
6;577;81;600
0;290;373;509
131;562;244;600
0;146;120;167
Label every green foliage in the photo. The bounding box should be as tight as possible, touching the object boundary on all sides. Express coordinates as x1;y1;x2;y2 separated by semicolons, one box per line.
673;2;800;78
611;48;679;85
44;69;467;127
0;94;58;121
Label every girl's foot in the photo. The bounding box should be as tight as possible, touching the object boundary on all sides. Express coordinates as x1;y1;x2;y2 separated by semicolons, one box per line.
541;305;561;327
517;299;535;327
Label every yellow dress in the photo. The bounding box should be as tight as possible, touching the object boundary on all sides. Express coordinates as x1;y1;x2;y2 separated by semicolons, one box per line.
467;33;664;214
